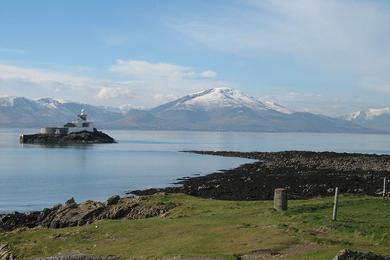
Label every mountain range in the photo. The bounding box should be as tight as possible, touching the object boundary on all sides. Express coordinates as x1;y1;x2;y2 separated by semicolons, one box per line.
0;88;382;133
342;107;390;131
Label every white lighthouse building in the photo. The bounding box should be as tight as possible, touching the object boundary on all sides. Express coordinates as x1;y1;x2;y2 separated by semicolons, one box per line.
64;109;94;133
40;109;95;135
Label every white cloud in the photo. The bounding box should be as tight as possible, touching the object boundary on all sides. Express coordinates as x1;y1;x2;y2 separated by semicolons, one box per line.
0;64;90;86
107;59;228;106
0;61;226;108
153;93;179;103
171;0;390;93
200;70;217;78
0;63;130;106
109;59;194;79
96;87;133;100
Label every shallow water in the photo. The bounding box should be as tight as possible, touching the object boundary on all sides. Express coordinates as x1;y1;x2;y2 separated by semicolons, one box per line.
1;129;390;212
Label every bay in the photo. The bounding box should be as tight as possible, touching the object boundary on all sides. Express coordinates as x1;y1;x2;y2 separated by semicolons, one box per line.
1;129;390;212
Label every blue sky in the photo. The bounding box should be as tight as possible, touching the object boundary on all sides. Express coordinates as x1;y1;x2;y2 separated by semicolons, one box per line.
1;0;390;115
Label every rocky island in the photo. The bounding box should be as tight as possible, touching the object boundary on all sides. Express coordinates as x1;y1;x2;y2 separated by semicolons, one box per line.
20;109;116;144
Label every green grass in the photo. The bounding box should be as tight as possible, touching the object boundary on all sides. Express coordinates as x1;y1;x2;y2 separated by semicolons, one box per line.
1;193;390;259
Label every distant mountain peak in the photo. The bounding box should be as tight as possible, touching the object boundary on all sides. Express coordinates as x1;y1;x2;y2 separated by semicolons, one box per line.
343;106;390;131
345;106;390;121
154;87;274;113
0;90;377;133
0;96;17;107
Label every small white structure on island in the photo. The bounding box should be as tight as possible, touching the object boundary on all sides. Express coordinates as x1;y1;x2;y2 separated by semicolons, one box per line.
40;109;95;135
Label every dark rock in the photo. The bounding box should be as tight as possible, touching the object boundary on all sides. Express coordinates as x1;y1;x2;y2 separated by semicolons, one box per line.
20;130;116;145
333;249;390;260
65;197;76;206
133;151;390;201
0;211;40;230
106;195;120;206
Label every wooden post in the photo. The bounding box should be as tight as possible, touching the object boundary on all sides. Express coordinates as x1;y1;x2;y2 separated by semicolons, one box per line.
332;187;339;221
274;188;288;211
383;177;387;199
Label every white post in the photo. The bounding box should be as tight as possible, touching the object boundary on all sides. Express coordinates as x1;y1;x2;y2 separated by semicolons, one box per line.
332;187;339;221
383;177;387;199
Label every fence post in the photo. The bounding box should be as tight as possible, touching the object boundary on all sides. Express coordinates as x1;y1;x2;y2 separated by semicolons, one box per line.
274;188;288;211
384;177;387;199
332;187;339;221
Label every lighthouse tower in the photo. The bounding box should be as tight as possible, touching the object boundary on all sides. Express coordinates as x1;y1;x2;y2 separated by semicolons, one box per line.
66;109;94;134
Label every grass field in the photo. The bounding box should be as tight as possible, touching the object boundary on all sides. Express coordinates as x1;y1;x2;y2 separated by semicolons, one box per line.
1;193;390;259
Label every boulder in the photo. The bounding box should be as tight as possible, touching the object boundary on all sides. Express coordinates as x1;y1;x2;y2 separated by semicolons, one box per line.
41;200;106;228
65;197;76;206
106;195;120;206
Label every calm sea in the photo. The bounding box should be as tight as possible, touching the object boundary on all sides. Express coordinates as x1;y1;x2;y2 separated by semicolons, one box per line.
1;129;390;212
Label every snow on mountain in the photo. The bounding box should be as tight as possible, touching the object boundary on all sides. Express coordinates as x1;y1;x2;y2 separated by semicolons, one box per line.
0;96;123;127
38;98;67;109
119;104;146;113
366;107;390;119
0;96;17;107
180;88;268;111
149;88;371;132
345;107;390;121
343;106;390;131
152;88;281;113
0;89;377;132
344;111;364;121
264;101;293;114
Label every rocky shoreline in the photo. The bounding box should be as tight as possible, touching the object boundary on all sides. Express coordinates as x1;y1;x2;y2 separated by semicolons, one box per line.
20;130;116;144
0;195;175;231
132;150;390;200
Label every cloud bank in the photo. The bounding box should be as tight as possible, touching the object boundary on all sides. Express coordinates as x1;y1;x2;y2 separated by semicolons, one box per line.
0;61;226;107
172;0;390;93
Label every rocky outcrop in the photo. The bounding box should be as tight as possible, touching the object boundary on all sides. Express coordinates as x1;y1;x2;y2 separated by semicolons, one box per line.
20;130;115;144
334;249;390;260
133;151;390;200
0;244;16;260
0;195;175;231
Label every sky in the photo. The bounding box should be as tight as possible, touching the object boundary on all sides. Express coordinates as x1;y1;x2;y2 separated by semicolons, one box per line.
1;0;390;116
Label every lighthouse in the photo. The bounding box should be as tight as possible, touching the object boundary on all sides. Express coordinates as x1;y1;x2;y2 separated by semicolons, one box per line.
40;109;95;135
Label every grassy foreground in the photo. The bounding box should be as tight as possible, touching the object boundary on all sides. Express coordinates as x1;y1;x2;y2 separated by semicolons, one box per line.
1;193;390;259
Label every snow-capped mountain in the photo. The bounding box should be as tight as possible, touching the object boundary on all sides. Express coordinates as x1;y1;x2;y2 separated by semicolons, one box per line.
0;89;377;132
153;88;270;112
150;88;371;132
0;96;122;127
343;107;390;131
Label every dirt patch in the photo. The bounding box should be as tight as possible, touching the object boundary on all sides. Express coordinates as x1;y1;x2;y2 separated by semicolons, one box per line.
238;242;320;259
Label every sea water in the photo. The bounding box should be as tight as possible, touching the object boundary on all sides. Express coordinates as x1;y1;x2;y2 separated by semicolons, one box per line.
1;129;390;212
